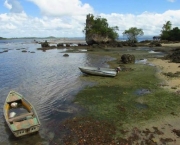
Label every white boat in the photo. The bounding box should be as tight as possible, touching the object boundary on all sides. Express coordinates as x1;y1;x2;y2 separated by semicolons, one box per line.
3;91;41;137
79;66;117;77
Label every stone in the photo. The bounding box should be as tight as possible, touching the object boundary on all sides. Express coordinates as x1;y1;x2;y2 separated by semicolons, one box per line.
121;54;135;64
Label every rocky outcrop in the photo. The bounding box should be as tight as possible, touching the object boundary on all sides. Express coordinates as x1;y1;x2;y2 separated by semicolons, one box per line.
57;43;64;47
149;41;162;47
165;48;180;63
85;14;113;45
86;34;113;45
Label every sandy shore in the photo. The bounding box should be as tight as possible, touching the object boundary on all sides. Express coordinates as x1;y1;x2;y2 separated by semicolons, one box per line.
133;58;180;144
148;58;180;93
136;115;180;144
161;42;180;47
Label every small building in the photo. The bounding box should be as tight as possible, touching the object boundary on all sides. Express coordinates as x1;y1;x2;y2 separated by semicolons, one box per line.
153;36;161;41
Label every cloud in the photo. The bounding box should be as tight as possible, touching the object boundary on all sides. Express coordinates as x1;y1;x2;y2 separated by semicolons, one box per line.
28;0;94;16
1;0;95;37
0;2;180;38
4;0;12;10
100;10;180;36
4;0;24;13
0;12;87;37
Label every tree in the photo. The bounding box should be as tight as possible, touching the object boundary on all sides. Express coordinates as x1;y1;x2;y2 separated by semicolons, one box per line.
160;21;180;41
83;14;119;41
162;21;172;31
169;27;180;41
123;27;144;43
161;21;172;40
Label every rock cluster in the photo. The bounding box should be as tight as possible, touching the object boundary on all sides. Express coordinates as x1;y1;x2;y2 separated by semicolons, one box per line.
121;54;135;64
149;41;162;47
165;48;180;63
41;40;49;47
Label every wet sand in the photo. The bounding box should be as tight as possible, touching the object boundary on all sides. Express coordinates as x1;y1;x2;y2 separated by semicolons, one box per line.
138;57;180;144
149;58;180;93
135;115;180;144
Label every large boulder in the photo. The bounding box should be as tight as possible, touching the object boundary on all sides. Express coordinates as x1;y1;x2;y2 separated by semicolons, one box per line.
149;41;162;47
121;54;135;64
86;34;112;45
57;43;64;47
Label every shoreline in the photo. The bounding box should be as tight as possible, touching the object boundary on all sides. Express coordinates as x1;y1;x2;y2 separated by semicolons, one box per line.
132;57;180;144
148;58;180;93
65;44;180;145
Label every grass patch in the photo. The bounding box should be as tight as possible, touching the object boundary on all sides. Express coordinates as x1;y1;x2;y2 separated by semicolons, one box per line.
74;50;180;127
61;48;180;143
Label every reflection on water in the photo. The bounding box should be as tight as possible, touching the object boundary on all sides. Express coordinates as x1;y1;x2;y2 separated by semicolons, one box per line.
134;89;151;96
135;103;149;110
0;39;114;144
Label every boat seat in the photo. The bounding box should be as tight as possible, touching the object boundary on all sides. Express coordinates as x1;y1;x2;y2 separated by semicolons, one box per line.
9;112;34;123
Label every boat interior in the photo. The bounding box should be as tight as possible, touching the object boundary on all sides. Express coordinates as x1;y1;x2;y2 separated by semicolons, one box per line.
6;99;34;124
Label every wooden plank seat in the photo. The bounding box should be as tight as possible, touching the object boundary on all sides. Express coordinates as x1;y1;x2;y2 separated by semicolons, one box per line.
9;112;33;123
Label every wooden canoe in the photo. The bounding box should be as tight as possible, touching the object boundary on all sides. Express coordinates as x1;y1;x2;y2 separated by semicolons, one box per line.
79;66;117;77
3;90;41;137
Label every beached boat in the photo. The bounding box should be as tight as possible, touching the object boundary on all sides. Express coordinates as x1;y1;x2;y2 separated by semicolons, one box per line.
79;66;118;77
3;90;41;137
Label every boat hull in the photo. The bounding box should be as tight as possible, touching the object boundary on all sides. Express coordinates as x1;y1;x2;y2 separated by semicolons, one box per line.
79;67;117;77
3;91;41;137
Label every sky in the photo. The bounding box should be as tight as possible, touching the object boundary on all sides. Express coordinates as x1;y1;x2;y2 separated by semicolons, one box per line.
0;0;180;38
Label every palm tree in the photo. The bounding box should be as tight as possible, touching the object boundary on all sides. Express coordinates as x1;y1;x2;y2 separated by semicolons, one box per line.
161;21;172;40
162;21;172;31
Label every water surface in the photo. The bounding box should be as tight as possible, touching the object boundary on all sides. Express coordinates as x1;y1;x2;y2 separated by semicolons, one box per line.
0;39;114;144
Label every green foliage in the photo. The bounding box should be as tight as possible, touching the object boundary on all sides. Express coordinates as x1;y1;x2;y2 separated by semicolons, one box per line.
83;14;119;41
75;56;180;126
168;27;180;41
122;27;144;43
162;21;172;31
161;21;180;41
161;31;170;40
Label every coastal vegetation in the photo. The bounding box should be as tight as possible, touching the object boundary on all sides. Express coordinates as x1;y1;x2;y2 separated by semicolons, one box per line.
123;27;144;43
161;21;180;41
60;48;180;144
83;14;119;45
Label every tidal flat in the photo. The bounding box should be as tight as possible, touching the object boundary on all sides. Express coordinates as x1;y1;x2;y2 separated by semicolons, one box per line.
60;47;180;145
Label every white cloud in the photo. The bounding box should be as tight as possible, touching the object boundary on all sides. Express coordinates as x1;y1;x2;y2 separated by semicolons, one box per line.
0;12;87;37
4;0;12;10
1;1;180;38
0;23;16;30
0;0;94;37
4;0;24;13
100;10;180;36
28;0;94;16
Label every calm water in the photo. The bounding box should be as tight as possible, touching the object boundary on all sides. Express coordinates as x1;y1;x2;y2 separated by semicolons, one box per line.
0;39;114;145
